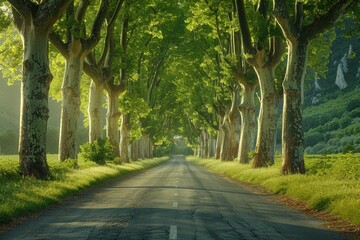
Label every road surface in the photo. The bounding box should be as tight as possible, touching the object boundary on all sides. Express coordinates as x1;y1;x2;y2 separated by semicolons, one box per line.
0;155;346;240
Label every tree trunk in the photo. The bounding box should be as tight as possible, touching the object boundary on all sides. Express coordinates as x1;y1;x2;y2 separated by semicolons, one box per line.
143;134;151;158
120;113;130;163
18;28;51;179
215;122;223;159
281;41;307;174
139;136;145;159
131;140;139;161
202;131;209;158
228;93;241;159
197;134;203;158
220;116;232;161
149;139;153;158
88;81;104;143
238;82;256;163
58;44;83;161
106;90;121;156
252;66;279;168
208;136;215;158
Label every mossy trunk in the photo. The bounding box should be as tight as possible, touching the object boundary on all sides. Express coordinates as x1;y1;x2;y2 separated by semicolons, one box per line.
238;83;256;164
281;41;307;174
19;27;51;179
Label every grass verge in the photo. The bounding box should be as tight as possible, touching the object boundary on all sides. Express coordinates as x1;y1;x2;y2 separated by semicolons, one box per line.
187;154;360;227
0;155;168;225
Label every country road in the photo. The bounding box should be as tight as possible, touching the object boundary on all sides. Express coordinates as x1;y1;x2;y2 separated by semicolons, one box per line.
0;155;346;240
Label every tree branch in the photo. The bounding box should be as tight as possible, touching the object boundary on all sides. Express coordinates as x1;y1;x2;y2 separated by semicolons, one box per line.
98;0;125;67
36;0;72;30
49;31;69;58
235;0;255;56
305;0;357;42
86;0;110;51
7;0;33;21
75;0;91;22
273;0;299;43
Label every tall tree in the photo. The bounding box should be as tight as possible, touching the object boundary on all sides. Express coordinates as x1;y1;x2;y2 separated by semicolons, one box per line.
8;0;71;178
50;0;110;161
273;0;358;174
236;0;284;167
82;0;125;154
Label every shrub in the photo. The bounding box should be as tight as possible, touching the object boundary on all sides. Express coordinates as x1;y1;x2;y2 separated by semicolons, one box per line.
339;114;352;129
80;138;114;165
349;108;360;118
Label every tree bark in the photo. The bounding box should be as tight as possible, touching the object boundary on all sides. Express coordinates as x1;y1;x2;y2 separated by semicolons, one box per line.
238;82;256;164
281;40;307;174
10;0;71;179
208;136;216;158
88;81;104;143
215;120;223;159
58;44;84;161
120;113;130;163
220;116;232;161
18;28;51;179
106;90;121;156
252;63;280;168
131;140;139;161
228;91;241;159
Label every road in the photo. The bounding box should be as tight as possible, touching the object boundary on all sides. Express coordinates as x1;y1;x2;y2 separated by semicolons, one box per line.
1;155;346;240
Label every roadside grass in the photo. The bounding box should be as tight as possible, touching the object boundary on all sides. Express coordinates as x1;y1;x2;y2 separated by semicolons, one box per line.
0;155;168;224
187;154;360;226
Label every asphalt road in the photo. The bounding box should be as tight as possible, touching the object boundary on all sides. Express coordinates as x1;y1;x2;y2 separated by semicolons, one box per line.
1;155;346;240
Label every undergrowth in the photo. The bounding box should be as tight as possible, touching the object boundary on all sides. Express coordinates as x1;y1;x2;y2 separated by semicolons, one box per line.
187;154;360;226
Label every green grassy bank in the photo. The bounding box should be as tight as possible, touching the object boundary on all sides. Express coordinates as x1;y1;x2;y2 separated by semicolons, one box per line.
187;154;360;226
0;155;168;224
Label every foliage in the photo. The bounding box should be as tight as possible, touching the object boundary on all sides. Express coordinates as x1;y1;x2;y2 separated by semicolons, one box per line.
188;154;360;225
304;88;360;154
80;138;114;165
0;155;169;224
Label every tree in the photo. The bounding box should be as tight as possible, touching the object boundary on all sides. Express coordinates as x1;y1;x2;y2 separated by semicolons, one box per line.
8;0;71;178
81;0;125;155
236;0;284;167
273;0;358;174
50;0;110;161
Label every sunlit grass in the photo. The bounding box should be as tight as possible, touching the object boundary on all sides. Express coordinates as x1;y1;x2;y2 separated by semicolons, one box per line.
0;155;168;224
187;154;360;226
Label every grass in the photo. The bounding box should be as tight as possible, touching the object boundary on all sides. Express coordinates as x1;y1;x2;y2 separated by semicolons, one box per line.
187;154;360;226
0;155;168;224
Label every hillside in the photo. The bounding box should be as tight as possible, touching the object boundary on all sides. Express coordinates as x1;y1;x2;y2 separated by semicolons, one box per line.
304;88;360;154
303;23;360;154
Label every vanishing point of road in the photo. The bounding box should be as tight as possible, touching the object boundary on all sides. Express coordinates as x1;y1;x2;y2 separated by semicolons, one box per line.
0;155;346;240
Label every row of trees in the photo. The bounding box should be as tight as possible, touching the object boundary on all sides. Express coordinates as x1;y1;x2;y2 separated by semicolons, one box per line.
0;0;358;179
180;0;358;174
